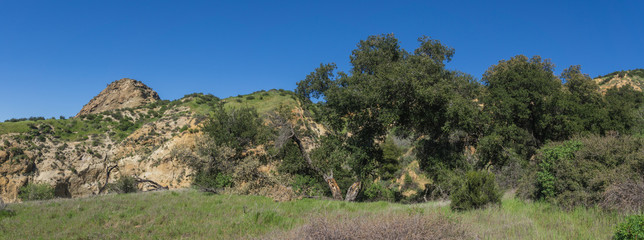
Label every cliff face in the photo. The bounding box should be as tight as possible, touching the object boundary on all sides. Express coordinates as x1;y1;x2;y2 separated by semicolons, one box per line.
76;78;160;117
0;105;199;203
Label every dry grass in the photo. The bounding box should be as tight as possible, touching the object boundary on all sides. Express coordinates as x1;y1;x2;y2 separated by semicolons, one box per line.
264;212;472;240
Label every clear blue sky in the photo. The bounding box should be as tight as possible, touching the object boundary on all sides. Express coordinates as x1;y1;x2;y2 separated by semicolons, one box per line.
1;0;642;121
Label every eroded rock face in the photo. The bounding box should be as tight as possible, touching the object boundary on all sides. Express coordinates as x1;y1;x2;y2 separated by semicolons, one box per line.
76;78;160;117
0;106;198;203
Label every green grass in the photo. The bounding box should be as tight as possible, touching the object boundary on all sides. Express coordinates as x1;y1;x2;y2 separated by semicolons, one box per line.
453;198;620;239
174;89;297;117
0;121;32;135
0;111;159;143
0;189;623;239
223;89;298;115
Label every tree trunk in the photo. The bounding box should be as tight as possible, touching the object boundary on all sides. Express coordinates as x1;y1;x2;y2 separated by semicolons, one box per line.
345;181;361;202
324;174;344;200
291;132;345;200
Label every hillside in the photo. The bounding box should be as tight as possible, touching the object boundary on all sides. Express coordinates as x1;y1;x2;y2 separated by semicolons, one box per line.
0;79;300;203
594;69;644;93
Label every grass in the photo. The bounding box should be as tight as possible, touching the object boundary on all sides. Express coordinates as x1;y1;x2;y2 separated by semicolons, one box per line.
0;189;623;239
223;89;298;115
0;121;32;135
453;198;620;239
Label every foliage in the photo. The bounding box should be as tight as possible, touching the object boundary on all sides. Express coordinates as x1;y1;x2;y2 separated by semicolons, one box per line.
3;116;45;122
109;175;139;194
202;105;267;157
297;33;482;186
450;170;501;211
18;183;55;201
560;65;609;135
535;140;583;200
482;55;564;145
518;135;644;211
276;142;309;175
613;215;644;240
604;85;644;134
290;174;325;197
361;181;395;202
378;137;402;180
193;171;233;189
196;104;272;191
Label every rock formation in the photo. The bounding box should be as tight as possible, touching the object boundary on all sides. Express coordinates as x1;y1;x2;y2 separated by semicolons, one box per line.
76;78;160;117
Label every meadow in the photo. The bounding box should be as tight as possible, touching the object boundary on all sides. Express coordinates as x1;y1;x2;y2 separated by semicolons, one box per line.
0;189;623;239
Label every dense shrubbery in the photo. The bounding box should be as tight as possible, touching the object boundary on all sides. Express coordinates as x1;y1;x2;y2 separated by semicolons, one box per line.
518;134;644;211
18;183;55;201
450;170;501;211
290;174;325;197
192;104;277;193
613;214;644;240
362;181;395;202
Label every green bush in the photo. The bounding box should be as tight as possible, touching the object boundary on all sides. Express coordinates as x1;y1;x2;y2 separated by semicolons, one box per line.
193;171;233;189
18;183;55;201
613;214;643;240
535;140;582;200
109;175;139;194
450;170;501;211
362;182;395;202
291;174;325;197
426;169;463;200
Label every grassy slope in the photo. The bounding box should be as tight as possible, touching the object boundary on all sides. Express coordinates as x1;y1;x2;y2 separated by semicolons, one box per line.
0;190;621;239
0;121;32;135
222;89;298;115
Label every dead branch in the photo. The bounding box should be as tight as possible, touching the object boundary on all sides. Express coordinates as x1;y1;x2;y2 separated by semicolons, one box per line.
134;177;169;191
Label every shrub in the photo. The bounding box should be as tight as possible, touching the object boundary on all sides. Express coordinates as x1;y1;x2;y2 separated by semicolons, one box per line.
613;215;643;240
18;183;55;201
362;181;395;202
291;174;325;197
201;105;266;157
193;171;233;189
519;135;644;211
535;140;582;201
0;197;13;219
427;169;464;200
601;179;644;213
450;170;501;211
109;175;139;194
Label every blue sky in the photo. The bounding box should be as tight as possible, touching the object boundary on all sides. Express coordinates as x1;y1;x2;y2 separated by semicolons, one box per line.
1;0;642;121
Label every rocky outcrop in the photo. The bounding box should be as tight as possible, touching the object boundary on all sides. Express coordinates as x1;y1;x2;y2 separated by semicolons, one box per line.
76;78;160;117
0;105;199;203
